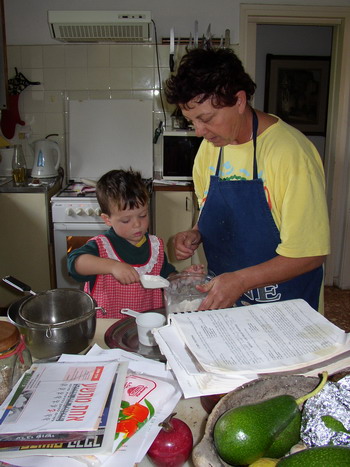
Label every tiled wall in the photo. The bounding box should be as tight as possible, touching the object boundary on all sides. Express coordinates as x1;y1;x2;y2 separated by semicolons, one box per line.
5;43;179;175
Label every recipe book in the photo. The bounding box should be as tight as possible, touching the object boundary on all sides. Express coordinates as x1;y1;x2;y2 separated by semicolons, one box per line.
153;299;350;398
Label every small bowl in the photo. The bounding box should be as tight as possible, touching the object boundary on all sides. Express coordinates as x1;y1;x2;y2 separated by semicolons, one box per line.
192;374;320;467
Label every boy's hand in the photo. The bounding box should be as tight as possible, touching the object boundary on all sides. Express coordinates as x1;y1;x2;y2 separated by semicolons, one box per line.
110;262;140;284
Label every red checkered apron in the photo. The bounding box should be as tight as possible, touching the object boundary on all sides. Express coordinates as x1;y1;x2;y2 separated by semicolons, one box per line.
84;234;165;319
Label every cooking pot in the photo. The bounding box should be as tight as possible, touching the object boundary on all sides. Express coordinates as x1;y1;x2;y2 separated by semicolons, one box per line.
3;277;103;358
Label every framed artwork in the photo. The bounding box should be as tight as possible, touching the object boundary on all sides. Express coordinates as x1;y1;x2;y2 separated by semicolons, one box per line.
264;54;331;135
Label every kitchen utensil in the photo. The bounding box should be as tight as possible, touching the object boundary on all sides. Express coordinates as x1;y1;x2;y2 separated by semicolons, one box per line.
140;275;170;289
31;138;61;178
224;29;230;48
194;20;199;48
120;308;166;346
104;311;166;362
7;296;97;359
169;27;175;72
120;308;140;318
192;375;320;467
3;276;102;358
2;275;36;295
204;24;212;50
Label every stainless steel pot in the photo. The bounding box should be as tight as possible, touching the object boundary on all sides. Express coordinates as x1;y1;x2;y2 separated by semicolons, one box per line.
3;277;103;359
7;295;97;359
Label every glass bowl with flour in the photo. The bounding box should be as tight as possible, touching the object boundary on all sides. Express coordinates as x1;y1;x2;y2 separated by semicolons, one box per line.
164;272;213;316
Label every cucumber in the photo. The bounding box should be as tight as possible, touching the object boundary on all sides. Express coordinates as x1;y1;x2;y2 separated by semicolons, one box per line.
277;445;350;466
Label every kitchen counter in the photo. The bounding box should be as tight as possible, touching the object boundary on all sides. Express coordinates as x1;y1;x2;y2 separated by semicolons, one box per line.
0;175;61;193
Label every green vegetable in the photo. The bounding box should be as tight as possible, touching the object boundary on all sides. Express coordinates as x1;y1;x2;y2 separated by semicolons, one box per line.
213;372;328;466
264;411;301;458
322;415;350;434
276;446;350;466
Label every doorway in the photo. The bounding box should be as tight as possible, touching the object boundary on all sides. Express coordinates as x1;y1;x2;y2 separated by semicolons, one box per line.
240;5;350;289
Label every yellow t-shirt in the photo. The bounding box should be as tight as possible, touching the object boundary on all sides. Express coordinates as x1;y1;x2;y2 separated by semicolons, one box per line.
193;117;330;259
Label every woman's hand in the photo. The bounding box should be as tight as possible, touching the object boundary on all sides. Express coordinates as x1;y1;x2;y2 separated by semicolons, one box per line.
173;229;202;260
197;272;244;310
183;263;205;274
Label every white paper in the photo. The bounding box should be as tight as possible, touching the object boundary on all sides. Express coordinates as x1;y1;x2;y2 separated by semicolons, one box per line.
170;299;348;374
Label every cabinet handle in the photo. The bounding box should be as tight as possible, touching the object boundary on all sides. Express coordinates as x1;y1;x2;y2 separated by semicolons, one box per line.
185;196;191;211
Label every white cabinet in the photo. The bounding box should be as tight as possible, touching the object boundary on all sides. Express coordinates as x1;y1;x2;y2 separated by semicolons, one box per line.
0;192;55;307
153;188;206;271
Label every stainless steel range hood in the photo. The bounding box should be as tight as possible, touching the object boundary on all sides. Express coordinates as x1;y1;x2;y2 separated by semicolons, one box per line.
48;11;152;43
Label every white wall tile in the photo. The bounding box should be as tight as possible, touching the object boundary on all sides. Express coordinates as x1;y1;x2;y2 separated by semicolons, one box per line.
132;68;154;89
132;45;154;67
6;46;22;75
87;45;110;67
43;68;66;90
64;45;88;68
44;112;65;136
87;68;111;90
110;45;132;67
20;46;43;68
65;68;88;90
110;68;132;89
44;91;65;113
43;46;65;68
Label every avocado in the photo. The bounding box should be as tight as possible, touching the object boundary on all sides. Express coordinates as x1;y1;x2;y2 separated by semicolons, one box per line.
213;372;328;466
276;445;350;466
213;395;299;465
264;411;301;458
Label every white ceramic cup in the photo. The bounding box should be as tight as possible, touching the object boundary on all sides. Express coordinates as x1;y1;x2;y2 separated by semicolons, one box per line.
136;312;166;347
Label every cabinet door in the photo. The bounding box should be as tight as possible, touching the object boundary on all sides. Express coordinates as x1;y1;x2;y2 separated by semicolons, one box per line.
0;193;52;307
154;191;194;270
154;190;207;271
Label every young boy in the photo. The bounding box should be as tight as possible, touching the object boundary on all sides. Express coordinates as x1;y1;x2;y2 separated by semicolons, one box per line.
68;169;202;319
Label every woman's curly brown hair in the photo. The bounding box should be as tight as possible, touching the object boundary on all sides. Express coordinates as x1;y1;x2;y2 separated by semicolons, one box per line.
165;48;256;109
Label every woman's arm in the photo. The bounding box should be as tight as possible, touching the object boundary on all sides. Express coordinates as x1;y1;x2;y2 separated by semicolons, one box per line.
197;254;326;310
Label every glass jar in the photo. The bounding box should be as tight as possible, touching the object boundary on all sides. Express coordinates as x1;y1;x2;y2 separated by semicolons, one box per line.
12;144;27;186
0;322;32;404
164;272;213;316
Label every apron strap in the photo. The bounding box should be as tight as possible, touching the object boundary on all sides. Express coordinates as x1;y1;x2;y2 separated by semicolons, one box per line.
215;108;259;179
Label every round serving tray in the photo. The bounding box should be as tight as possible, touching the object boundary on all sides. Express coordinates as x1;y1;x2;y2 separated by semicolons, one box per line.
104;309;166;362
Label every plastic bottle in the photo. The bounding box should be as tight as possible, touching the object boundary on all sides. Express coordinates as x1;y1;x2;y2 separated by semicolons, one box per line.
12;144;27;186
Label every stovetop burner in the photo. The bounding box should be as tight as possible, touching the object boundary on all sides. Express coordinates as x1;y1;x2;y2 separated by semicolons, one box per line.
55;182;97;198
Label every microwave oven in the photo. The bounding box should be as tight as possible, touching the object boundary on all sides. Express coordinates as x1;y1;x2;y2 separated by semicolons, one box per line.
162;130;203;180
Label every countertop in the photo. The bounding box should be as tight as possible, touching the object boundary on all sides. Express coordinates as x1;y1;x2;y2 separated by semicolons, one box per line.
0;175;62;193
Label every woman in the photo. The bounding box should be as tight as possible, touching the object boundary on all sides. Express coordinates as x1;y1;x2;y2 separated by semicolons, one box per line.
165;47;330;312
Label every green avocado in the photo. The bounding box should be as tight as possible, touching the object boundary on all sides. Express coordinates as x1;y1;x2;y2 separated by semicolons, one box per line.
264;411;301;458
213;395;299;466
276;446;350;466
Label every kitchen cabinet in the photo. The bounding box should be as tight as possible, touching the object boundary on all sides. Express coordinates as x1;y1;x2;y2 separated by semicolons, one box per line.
152;186;206;271
0;188;58;308
0;0;7;110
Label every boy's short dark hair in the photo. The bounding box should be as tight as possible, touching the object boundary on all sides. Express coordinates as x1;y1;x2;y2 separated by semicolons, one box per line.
165;48;256;109
96;169;149;215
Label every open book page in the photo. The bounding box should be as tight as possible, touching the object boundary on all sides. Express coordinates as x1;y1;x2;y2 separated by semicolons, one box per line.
154;324;256;398
169;299;349;375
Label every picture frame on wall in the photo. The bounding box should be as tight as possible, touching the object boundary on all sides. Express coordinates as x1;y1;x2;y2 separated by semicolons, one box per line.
264;54;331;135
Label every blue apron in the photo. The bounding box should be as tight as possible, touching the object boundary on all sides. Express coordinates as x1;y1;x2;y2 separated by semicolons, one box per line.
198;110;323;310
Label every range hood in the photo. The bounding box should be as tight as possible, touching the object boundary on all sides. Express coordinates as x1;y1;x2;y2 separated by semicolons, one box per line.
48;11;152;43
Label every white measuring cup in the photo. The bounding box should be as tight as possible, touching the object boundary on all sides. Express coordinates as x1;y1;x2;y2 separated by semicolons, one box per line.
120;309;166;346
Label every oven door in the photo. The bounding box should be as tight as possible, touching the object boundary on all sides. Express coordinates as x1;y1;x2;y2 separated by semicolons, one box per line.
53;222;106;289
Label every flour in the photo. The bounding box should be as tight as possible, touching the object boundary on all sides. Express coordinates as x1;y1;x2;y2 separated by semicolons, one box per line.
167;297;203;314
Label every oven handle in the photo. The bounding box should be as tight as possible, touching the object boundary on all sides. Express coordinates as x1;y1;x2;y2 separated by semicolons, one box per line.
53;223;106;231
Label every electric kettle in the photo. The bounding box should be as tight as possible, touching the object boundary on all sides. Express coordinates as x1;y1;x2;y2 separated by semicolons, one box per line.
31;139;61;178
